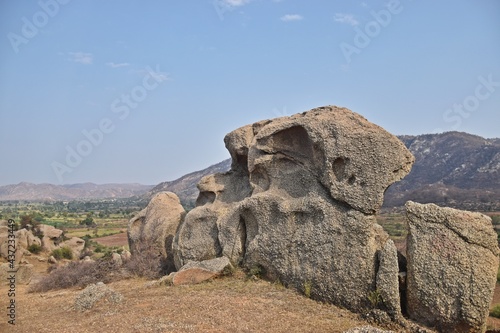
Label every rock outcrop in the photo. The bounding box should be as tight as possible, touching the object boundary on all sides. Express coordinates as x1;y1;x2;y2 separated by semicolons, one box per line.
141;105;499;331
0;223;86;264
173;106;414;314
128;191;186;273
61;236;85;259
405;201;499;333
38;224;64;252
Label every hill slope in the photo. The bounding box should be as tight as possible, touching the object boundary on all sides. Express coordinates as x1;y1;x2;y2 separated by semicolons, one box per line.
147;159;231;208
384;132;500;210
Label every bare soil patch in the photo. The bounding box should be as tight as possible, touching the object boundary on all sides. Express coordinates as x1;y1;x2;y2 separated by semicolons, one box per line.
94;231;128;247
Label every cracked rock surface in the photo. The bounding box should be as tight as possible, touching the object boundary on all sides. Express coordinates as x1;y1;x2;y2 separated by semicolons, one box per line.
405;201;499;333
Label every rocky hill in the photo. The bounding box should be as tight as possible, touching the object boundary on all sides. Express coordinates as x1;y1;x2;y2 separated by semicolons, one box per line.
0;182;154;201
147;159;231;208
384;131;500;211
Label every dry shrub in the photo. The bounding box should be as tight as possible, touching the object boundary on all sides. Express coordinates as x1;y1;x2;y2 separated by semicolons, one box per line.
124;241;170;280
29;259;121;293
30;241;172;293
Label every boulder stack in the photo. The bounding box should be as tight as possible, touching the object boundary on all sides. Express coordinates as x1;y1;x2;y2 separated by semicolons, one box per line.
173;106;414;314
128;191;186;273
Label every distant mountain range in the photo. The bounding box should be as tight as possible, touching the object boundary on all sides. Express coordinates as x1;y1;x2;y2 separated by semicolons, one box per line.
383;132;500;211
0;182;154;201
147;132;500;211
146;159;231;208
1;132;499;211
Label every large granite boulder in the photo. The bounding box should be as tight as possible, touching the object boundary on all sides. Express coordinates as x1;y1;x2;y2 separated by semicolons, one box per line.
405;201;499;333
174;106;414;314
128;191;186;272
15;228;42;251
0;225;41;264
38;224;64;252
60;237;85;259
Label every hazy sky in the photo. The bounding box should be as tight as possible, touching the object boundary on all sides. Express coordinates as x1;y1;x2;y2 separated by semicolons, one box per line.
1;0;499;186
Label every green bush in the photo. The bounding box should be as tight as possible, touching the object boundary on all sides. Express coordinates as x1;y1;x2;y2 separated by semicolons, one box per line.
51;246;73;260
490;304;500;318
368;289;382;308
27;243;42;254
303;280;312;298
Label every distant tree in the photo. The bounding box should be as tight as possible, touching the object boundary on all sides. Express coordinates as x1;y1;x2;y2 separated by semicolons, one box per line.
80;213;95;227
20;214;35;229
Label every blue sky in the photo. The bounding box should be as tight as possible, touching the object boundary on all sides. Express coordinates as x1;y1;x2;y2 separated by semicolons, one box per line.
0;0;499;186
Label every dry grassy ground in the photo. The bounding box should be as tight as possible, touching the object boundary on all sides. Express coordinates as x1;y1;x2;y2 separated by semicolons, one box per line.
2;255;499;332
0;260;384;333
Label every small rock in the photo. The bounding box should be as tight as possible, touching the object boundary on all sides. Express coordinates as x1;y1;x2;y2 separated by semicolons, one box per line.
48;256;57;264
120;250;131;261
173;257;233;286
82;256;94;263
111;253;122;266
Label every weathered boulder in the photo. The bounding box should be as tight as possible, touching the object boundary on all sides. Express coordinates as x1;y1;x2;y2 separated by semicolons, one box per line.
0;230;24;265
405;201;499;333
173;135;253;268
0;263;34;285
0;225;42;264
174;106;414;314
375;240;401;319
128;191;186;273
111;253;122;266
15;228;42;251
38;224;64;252
172;256;233;286
38;224;63;239
60;237;85;259
48;255;57;264
120;249;131;262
